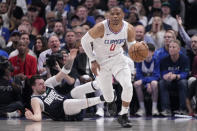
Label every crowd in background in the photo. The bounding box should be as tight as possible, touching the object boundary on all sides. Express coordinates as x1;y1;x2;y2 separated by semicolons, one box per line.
0;0;197;118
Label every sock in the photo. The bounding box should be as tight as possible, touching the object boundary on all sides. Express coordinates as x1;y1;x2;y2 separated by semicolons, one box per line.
84;97;103;109
119;106;129;115
140;102;145;110
152;102;157;110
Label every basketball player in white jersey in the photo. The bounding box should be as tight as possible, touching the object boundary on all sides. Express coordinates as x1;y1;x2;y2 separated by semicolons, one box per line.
81;7;136;128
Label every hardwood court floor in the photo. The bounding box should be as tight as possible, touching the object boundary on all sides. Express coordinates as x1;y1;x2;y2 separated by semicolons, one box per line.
0;117;197;131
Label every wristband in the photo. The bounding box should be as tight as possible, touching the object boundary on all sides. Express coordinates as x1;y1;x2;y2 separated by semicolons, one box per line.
61;67;70;74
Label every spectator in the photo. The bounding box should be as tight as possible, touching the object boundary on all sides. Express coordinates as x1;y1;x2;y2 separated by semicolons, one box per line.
0;56;24;118
127;12;142;27
9;33;37;59
161;2;178;32
0;15;9;43
75;5;95;27
54;0;67;20
38;35;61;76
63;30;77;51
33;35;48;58
52;21;65;47
73;26;86;41
84;0;100;17
4;30;20;55
146;16;166;49
42;11;56;37
121;0;132;19
159;40;189;116
134;44;160;116
69;15;81;29
134;2;148;27
27;6;45;35
9;36;37;80
153;30;177;64
135;24;155;45
186;55;197;116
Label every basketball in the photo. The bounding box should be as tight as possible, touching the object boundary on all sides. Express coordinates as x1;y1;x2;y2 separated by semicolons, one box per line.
128;42;149;62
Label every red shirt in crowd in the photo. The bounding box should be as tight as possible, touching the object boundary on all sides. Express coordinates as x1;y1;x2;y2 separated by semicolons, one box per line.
9;54;37;79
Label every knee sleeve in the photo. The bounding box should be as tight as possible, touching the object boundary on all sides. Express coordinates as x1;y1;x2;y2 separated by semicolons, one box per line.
121;82;133;102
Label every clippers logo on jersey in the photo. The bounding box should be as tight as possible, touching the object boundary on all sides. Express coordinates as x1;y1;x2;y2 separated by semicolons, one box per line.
43;89;64;105
104;39;126;45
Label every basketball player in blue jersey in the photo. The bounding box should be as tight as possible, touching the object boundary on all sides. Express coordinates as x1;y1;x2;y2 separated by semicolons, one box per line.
81;7;136;128
25;49;105;121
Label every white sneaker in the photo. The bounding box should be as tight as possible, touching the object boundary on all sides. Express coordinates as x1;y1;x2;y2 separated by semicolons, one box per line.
152;109;159;116
7;110;21;118
135;109;145;116
96;108;104;117
160;110;171;117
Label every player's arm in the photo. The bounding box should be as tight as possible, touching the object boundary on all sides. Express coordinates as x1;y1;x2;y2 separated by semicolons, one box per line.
25;98;42;122
81;23;104;62
127;24;136;49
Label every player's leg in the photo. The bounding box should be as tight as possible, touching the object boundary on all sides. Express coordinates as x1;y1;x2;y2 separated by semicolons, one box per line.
63;97;104;115
115;67;133;128
96;68;117;116
96;69;114;102
70;81;99;99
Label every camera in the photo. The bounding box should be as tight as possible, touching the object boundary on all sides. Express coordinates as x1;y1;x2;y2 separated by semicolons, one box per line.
46;52;63;68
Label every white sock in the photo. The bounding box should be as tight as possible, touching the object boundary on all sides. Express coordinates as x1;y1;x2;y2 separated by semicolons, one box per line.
140;102;145;110
119;106;129;115
152;102;157;110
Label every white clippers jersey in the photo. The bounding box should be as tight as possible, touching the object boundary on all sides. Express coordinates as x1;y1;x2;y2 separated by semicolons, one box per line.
93;20;128;64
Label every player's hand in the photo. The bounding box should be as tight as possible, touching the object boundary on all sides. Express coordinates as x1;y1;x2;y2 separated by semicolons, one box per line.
25;108;34;120
91;60;100;76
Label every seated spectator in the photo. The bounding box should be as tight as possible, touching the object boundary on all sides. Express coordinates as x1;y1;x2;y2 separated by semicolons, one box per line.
9;33;37;59
135;24;155;45
51;21;65;47
33;35;48;58
38;35;61;76
126;12;142;27
134;44;160;116
176;15;197;85
63;30;77;51
42;11;56;38
84;0;100;17
9;37;37;81
27;6;45;35
154;30;176;63
186;55;197;116
0;56;24;118
75;5;95;27
161;2;178;32
134;2;148;27
159;40;189;116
